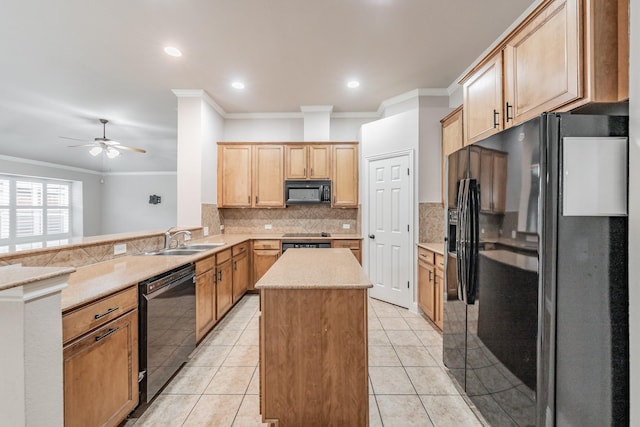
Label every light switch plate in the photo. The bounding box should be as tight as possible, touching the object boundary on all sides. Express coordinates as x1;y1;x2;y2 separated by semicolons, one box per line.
342;224;351;229
264;224;272;230
203;226;209;236
114;243;127;255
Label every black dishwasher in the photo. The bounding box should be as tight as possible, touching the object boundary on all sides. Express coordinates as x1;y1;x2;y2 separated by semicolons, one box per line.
138;263;196;406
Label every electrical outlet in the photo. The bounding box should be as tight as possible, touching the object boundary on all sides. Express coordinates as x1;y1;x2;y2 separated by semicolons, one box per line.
220;224;225;230
203;226;209;236
114;243;127;255
264;224;272;230
511;230;517;239
342;224;351;229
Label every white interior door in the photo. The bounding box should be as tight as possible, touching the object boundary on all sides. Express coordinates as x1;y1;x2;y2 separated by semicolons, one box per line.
368;154;411;307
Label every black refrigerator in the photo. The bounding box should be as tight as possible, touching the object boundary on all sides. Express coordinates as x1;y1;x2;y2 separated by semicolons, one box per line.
443;113;629;426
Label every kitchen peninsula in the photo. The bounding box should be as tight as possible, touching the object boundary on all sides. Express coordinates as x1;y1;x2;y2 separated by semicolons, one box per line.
255;248;372;427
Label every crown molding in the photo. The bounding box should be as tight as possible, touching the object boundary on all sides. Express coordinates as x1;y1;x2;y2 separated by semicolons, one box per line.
0;155;102;175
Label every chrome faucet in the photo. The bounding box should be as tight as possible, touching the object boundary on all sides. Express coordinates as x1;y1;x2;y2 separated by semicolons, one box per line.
164;227;192;249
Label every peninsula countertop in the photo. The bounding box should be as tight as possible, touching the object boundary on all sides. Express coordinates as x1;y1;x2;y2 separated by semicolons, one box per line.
255;248;372;290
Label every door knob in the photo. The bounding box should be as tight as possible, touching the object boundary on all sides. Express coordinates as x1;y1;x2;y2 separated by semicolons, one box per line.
368;234;375;239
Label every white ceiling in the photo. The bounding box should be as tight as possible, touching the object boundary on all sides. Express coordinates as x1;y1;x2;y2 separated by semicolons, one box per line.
0;0;536;173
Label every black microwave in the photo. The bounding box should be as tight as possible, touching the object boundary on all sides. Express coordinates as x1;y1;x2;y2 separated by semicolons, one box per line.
285;180;331;205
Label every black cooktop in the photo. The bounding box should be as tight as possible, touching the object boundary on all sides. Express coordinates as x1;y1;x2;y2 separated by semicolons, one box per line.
282;232;331;238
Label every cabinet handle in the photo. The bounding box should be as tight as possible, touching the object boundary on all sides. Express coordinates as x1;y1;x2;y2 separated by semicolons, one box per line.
94;307;118;319
255;196;258;204
429;271;432;281
505;102;513;122
247;196;250;204
218;270;222;281
310;168;313;176
303;167;306;176
234;261;237;271
493;109;499;128
95;327;119;342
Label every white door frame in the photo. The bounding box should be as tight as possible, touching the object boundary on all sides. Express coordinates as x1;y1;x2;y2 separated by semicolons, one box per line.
363;149;416;311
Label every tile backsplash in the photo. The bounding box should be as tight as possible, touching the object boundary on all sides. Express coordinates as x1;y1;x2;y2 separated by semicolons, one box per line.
419;202;445;243
221;205;360;235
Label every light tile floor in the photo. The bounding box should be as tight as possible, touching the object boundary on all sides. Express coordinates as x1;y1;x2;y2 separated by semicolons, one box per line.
127;294;485;427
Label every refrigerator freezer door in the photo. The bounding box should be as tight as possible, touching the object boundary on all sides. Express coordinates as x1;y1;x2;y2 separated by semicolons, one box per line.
562;136;628;216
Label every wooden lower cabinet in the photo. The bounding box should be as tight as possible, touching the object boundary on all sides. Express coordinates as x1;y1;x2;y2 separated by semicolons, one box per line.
331;239;362;264
63;309;138;427
216;253;233;319
252;240;281;287
417;246;444;330
196;256;216;342
260;288;368;426
232;245;250;303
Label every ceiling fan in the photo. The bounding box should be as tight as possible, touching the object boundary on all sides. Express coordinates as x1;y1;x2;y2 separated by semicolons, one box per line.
61;119;147;158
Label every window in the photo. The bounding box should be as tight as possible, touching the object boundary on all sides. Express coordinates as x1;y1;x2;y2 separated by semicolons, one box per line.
0;175;72;250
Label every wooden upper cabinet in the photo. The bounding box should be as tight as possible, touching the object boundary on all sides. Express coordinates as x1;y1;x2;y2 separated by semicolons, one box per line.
308;145;331;179
285;145;307;179
441;107;463;205
253;145;284;207
460;0;627;143
463;53;503;145
284;144;331;179
332;144;359;208
503;0;580;127
218;145;252;207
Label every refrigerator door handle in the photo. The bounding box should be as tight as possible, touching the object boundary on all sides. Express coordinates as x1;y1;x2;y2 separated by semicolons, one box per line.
466;179;480;304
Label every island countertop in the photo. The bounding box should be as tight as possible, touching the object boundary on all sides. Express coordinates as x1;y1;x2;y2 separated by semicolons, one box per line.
255;248;372;290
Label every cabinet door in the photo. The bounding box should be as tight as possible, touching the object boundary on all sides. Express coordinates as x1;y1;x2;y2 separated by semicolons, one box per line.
332;145;358;207
216;259;234;319
441;107;463;205
254;145;284;207
308;145;331;179
418;260;435;320
285;145;307;179
63;310;138;427
463;53;503;145
253;249;280;284
196;269;216;342
503;0;580;127
218;145;252;207
435;268;444;330
232;251;249;303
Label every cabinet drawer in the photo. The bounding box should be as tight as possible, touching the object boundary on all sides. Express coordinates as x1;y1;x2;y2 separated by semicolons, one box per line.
232;241;249;256
331;239;361;249
63;286;137;344
435;254;445;271
196;255;216;276
253;239;281;250
418;247;435;264
216;248;232;264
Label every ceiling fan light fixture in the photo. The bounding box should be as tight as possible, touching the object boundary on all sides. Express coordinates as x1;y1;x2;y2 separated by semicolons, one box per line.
89;146;103;156
106;147;120;159
164;46;182;57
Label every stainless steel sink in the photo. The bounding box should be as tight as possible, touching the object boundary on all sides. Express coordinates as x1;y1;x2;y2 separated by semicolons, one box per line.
144;249;204;256
184;243;226;249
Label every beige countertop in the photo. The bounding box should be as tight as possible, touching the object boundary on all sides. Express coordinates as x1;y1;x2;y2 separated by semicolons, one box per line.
61;233;363;311
417;242;445;255
255;248;372;290
480;250;538;273
0;265;76;292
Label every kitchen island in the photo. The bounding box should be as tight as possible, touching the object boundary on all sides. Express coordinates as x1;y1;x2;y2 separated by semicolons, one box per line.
255;248;372;427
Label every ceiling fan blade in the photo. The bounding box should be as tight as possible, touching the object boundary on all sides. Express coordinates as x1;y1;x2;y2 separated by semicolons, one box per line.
59;136;89;142
117;145;147;154
67;143;98;148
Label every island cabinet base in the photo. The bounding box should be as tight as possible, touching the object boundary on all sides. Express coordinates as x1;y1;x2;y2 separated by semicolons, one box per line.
259;288;369;427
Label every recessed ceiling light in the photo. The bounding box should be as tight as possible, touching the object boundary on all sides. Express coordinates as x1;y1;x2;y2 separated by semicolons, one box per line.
231;81;245;90
164;46;182;57
347;80;360;89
